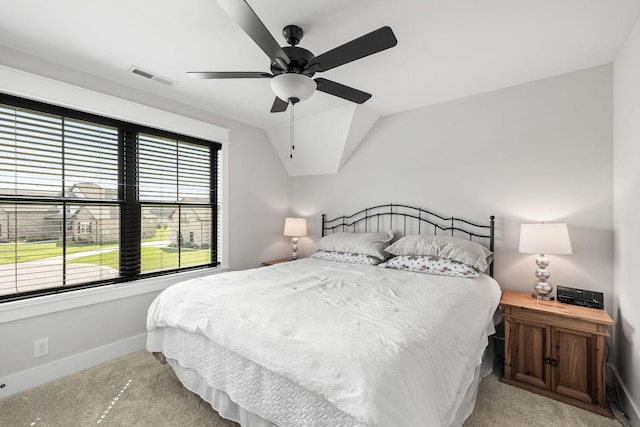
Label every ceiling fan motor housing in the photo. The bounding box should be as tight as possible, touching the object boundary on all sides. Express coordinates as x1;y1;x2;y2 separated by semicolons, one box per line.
271;46;316;76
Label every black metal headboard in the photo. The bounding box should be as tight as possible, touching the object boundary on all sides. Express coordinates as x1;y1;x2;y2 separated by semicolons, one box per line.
322;204;495;276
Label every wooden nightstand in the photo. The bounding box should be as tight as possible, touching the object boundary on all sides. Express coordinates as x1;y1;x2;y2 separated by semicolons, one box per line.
261;258;292;266
500;289;614;418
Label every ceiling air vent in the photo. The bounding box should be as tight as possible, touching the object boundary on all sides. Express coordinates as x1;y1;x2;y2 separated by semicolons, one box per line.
128;66;176;87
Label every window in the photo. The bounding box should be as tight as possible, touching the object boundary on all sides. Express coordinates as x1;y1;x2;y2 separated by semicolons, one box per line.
139;133;214;273
0;94;221;302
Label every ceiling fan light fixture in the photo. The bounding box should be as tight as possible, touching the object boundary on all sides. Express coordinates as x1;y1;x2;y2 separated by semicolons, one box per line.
270;73;316;104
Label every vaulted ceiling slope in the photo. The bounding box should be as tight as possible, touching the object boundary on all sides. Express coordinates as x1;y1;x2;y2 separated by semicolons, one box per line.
1;1;639;175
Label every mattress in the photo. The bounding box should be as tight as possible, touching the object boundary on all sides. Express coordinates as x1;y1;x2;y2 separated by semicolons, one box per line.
147;258;502;426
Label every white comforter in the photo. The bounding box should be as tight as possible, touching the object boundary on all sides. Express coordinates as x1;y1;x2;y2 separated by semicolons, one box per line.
147;258;501;427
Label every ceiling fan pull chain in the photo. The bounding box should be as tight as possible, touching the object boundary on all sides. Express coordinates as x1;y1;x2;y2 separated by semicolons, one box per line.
290;101;295;159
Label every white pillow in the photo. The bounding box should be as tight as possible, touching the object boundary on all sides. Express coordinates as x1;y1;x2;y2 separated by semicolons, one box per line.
316;231;394;260
384;235;493;272
311;250;383;265
381;255;479;278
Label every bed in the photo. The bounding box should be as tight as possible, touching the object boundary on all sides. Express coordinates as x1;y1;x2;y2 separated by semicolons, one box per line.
147;204;502;427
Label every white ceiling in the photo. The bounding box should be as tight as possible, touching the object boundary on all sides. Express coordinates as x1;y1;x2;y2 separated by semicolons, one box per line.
1;0;640;132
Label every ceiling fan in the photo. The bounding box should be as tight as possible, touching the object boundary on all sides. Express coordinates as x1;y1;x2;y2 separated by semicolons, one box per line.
188;0;398;113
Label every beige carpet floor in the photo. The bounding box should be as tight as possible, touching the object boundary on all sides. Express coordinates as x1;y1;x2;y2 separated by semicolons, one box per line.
0;350;625;426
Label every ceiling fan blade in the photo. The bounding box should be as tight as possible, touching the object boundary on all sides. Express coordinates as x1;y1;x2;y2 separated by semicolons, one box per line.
307;26;397;73
315;78;372;104
217;0;290;65
270;96;289;113
188;71;272;79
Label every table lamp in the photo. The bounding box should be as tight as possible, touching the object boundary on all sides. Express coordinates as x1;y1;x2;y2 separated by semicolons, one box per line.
519;223;572;300
283;217;307;260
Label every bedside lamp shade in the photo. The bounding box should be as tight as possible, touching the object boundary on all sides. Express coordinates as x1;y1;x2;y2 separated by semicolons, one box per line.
283;217;307;237
284;217;307;260
519;223;572;255
519;223;572;300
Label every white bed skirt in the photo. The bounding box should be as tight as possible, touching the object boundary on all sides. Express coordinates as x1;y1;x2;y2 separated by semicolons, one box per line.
167;358;276;427
148;327;365;427
148;324;495;427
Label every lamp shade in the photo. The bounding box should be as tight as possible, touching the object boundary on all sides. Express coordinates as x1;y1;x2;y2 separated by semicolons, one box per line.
283;217;307;237
270;73;316;103
519;223;572;255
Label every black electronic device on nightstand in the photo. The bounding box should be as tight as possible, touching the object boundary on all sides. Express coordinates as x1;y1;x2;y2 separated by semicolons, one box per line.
557;285;604;309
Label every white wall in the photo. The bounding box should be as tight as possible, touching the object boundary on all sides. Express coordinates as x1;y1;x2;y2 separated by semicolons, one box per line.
292;65;614;309
226;123;292;270
0;53;291;397
613;16;640;424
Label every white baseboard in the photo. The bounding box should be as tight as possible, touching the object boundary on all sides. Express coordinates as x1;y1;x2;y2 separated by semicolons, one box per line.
610;363;640;425
0;333;147;399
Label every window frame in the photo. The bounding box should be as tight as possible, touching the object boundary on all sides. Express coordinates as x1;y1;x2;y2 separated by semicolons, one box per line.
0;93;222;302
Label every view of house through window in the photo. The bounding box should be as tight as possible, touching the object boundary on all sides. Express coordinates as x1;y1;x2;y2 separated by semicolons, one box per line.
0;96;220;301
139;133;213;273
140;205;212;272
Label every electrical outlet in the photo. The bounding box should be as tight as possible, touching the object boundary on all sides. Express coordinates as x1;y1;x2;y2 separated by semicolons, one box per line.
34;338;49;358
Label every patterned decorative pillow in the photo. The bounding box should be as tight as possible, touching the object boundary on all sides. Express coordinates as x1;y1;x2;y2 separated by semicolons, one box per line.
384;235;492;272
382;255;479;278
311;250;383;265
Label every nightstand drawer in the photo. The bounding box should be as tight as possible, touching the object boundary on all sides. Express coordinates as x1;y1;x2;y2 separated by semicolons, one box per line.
505;306;608;336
